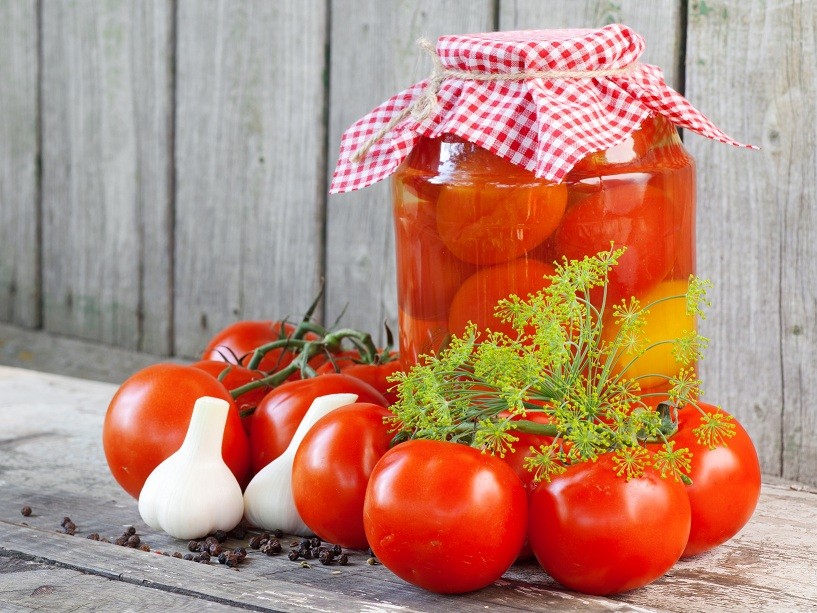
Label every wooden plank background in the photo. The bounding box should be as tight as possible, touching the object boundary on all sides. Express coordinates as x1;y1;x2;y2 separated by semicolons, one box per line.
1;0;814;486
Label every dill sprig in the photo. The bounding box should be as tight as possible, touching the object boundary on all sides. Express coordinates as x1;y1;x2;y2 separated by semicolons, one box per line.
388;248;721;482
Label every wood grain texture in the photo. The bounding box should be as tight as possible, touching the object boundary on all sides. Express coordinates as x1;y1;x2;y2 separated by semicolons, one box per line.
40;0;174;354
499;0;685;91
325;0;495;344
0;1;39;329
173;0;328;358
685;0;816;480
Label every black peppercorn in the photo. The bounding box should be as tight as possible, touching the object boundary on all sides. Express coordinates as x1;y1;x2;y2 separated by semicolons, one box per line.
212;529;228;543
126;535;141;548
225;553;240;568
172;552;183;559
233;547;247;559
61;516;72;527
249;535;264;549
139;543;151;552
20;506;32;517
299;547;313;560
228;524;247;539
331;544;342;556
287;550;299;561
218;552;228;565
183;553;194;561
338;553;349;566
300;537;311;548
125;526;136;536
310;537;321;548
86;533;100;541
318;550;334;565
272;528;284;539
187;540;199;552
209;543;223;556
114;535;128;546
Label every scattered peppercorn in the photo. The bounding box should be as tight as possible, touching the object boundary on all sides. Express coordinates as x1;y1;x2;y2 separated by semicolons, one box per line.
114;535;129;546
310;537;321;549
233;547;247;559
61;517;72;527
139;544;151;552
338;553;349;566
125;526;136;536
228;524;247;540
126;535;140;548
209;543;223;556
20;506;32;517
172;552;183;559
331;544;342;556
272;529;284;539
318;550;334;565
187;540;199;552
248;535;264;550
183;553;194;561
288;550;299;561
212;529;228;543
86;533;100;541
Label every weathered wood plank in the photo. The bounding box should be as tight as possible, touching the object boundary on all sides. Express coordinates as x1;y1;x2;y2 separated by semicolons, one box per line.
685;0;816;481
325;0;495;345
499;0;685;91
40;0;174;354
0;0;39;329
173;0;328;359
0;562;240;612
0;322;184;385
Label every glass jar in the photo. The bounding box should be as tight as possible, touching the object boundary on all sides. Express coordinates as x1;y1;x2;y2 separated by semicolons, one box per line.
392;114;695;394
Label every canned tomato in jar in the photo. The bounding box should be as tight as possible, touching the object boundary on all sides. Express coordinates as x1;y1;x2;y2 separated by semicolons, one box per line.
393;113;695;371
331;25;750;390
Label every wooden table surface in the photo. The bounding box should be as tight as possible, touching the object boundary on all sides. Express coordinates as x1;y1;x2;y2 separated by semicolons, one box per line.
1;365;816;613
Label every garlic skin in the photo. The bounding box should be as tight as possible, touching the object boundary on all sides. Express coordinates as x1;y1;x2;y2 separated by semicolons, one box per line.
138;396;244;540
243;393;358;534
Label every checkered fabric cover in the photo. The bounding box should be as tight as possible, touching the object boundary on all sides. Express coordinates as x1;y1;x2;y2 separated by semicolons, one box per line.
329;24;753;194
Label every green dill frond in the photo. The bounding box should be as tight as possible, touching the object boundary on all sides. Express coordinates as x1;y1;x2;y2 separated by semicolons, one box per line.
686;276;713;318
612;446;650;480
473;418;517;457
693;411;736;449
668;368;703;406
672;330;710;365
652;440;693;481
524;442;569;483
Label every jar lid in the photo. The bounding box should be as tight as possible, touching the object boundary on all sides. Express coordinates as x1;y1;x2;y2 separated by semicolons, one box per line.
330;24;754;194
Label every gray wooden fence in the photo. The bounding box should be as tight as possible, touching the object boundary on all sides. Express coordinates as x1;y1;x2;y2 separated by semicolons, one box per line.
1;0;815;485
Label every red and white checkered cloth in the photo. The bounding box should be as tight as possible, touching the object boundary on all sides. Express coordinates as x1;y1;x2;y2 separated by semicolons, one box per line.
329;24;753;194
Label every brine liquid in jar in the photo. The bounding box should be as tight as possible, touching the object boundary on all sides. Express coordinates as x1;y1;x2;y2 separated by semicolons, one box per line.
392;114;696;396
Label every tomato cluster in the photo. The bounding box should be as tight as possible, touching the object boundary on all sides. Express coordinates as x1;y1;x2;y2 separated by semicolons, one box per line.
102;316;761;597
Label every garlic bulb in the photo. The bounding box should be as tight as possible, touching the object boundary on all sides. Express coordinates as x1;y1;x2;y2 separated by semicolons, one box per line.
243;393;358;534
138;396;244;540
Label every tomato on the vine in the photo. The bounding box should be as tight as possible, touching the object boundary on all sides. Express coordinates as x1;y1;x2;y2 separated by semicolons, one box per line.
249;373;388;473
528;452;690;595
192;360;269;434
102;363;251;499
317;351;404;405
292;403;394;550
202;320;318;375
363;439;527;594
671;402;761;557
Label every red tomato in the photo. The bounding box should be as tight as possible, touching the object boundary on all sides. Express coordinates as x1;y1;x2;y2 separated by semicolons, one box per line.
292;403;394;550
394;183;475;320
202;320;319;375
191;360;270;435
363;439;527;594
528;452;690;595
317;352;404;405
396;308;450;366
553;182;674;306
102;363;251;499
672;402;761;557
448;258;556;339
249;373;388;473
500;411;554;491
435;149;567;265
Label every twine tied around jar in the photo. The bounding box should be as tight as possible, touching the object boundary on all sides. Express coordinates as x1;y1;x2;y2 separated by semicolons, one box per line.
350;37;640;164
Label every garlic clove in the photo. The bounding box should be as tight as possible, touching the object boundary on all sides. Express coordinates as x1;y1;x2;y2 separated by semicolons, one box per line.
138;396;245;540
243;393;359;534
